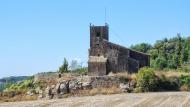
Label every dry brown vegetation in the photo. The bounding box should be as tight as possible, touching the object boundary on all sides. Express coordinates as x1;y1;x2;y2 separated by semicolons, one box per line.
180;85;190;91
111;70;190;81
70;86;122;97
112;70;190;79
155;70;190;78
113;72;137;81
88;86;121;95
0;94;38;102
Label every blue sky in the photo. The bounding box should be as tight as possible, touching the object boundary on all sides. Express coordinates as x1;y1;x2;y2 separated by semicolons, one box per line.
0;0;190;78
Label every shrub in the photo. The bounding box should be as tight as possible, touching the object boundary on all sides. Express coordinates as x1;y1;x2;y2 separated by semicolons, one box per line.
180;75;190;90
136;67;157;92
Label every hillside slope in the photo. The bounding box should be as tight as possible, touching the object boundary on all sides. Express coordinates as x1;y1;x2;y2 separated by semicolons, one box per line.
0;76;31;92
1;92;190;107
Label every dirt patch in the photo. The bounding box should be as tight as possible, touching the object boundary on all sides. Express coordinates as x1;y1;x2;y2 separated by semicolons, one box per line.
1;92;190;107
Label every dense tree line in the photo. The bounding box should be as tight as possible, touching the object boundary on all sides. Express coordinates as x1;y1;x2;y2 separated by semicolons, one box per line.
130;34;190;70
0;76;30;83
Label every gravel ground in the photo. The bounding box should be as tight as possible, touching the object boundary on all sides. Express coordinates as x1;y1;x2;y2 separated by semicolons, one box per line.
0;92;190;107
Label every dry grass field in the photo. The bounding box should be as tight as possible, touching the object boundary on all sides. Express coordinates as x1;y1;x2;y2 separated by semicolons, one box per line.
1;92;190;107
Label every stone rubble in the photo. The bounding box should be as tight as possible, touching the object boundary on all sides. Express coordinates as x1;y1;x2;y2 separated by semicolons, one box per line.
40;76;136;99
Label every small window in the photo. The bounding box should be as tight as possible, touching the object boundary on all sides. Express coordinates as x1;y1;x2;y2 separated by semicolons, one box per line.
96;32;100;37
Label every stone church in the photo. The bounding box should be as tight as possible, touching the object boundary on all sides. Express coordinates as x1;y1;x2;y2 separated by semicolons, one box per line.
88;23;150;76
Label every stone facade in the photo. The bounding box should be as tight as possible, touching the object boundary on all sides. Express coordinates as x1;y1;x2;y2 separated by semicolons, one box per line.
88;23;150;76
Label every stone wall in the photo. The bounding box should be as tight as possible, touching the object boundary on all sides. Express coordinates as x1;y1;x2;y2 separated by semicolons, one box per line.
40;75;136;99
90;76;120;88
129;50;150;68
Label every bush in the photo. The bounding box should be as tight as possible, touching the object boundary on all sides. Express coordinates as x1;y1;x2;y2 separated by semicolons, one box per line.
180;75;190;90
136;67;157;92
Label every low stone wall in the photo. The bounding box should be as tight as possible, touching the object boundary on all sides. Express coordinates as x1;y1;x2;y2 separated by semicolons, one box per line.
90;76;120;88
39;75;136;99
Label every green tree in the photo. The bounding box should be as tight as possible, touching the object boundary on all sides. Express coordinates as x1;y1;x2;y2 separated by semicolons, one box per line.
130;34;190;70
130;43;152;53
148;34;190;70
58;58;69;73
180;48;188;64
174;34;183;66
148;49;158;60
153;57;167;70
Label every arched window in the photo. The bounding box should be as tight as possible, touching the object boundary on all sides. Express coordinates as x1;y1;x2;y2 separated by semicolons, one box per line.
96;32;100;37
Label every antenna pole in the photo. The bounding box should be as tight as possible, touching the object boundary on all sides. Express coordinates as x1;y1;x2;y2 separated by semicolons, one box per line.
105;8;107;24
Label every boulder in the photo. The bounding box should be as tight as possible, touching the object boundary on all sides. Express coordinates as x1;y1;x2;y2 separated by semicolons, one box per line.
55;83;61;94
59;81;69;94
45;86;53;99
130;80;136;89
69;80;77;93
51;85;57;98
120;83;130;92
119;80;136;93
38;90;43;99
82;82;92;90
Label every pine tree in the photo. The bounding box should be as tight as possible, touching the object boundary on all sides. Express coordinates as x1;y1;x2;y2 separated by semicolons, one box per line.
58;58;69;73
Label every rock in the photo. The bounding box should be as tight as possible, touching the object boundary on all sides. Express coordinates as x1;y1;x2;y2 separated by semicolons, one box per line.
26;90;34;96
35;87;41;94
41;75;137;99
51;85;57;98
38;90;43;99
45;86;53;99
51;85;55;89
119;80;136;93
77;82;83;89
107;72;115;76
55;83;61;94
120;83;130;92
130;80;136;89
69;80;77;93
82;82;92;90
59;81;69;94
45;86;50;94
